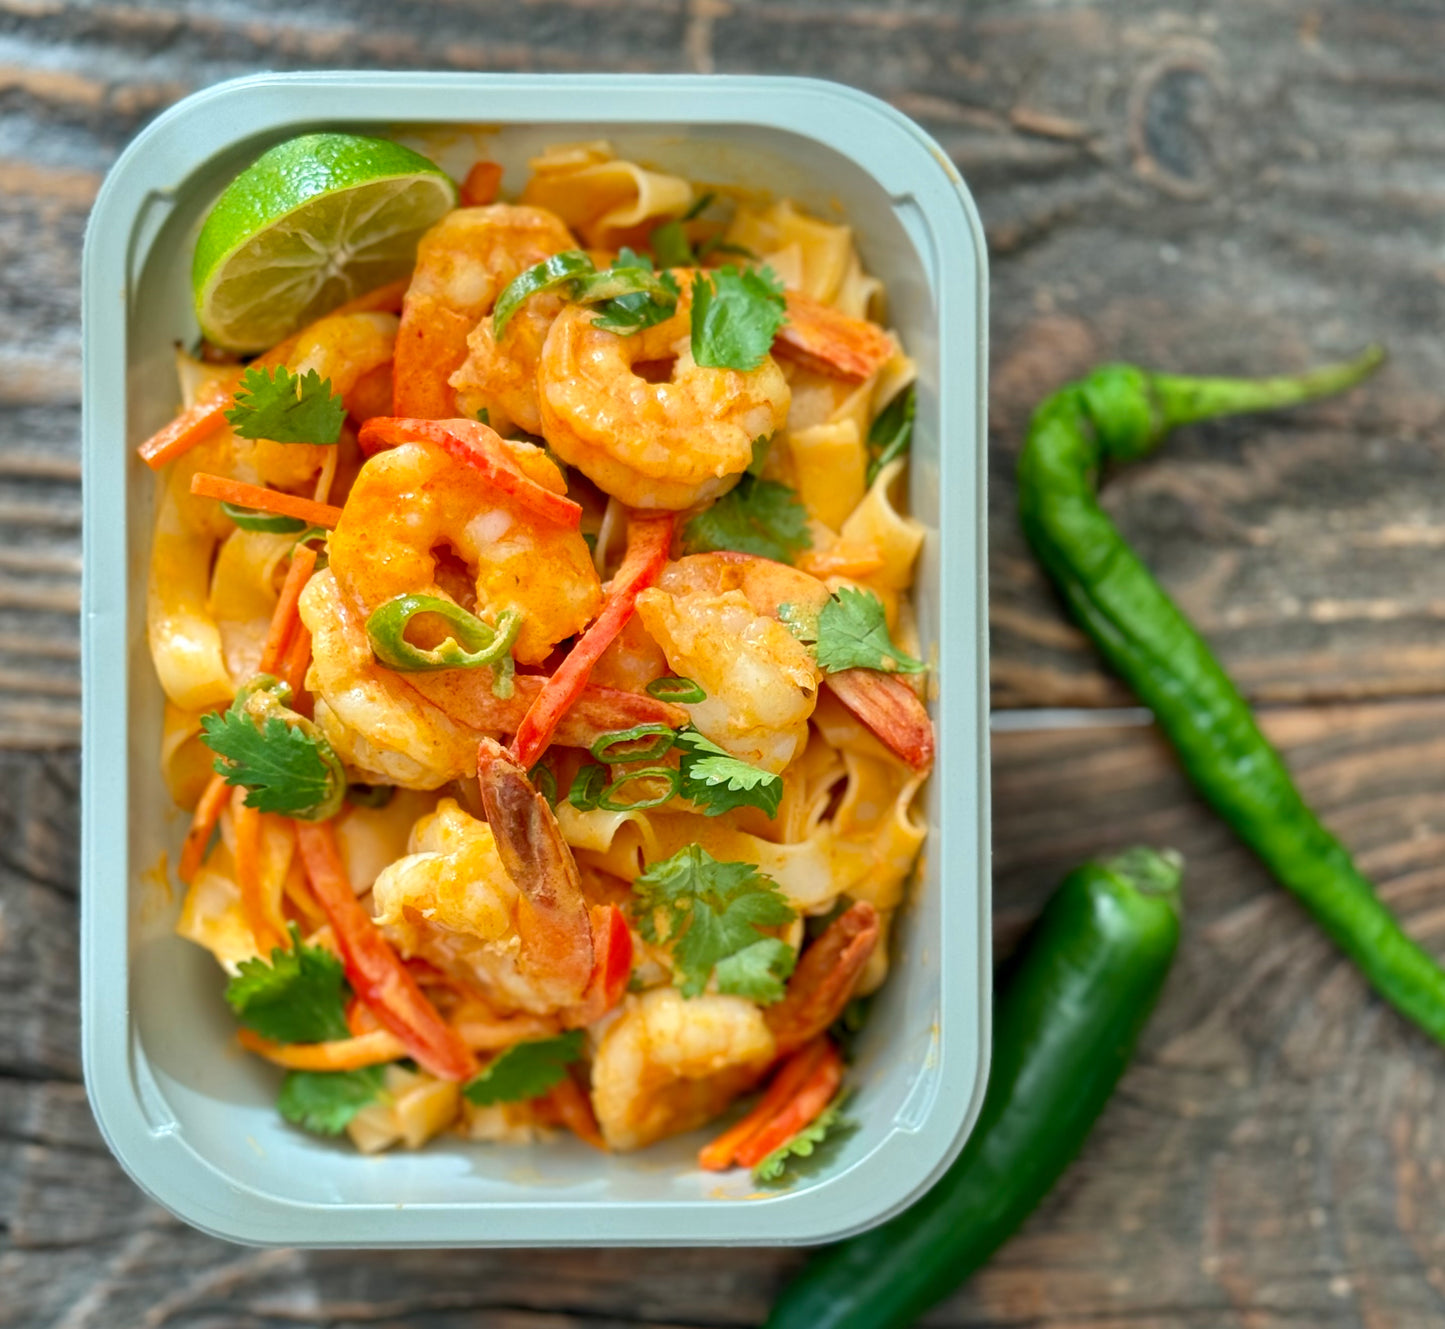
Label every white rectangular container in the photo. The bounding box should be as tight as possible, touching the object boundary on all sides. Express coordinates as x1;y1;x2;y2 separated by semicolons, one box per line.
81;72;990;1247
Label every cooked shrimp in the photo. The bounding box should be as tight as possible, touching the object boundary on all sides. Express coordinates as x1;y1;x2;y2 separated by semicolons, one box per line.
326;435;601;665
638;552;934;772
590;987;777;1151
766;901;879;1056
394;205;578;418
449;289;567;438
372;784;593;1015
536;278;791;510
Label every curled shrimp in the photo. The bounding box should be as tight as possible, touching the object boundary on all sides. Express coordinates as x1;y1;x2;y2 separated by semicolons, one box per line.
589;902;879;1151
394;204;577;418
372;767;592;1015
536;277;791;510
326;435;601;666
449;288;567;438
637;552;934;772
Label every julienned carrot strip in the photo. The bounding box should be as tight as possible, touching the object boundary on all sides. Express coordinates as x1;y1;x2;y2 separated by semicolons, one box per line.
239;1026;402;1072
281;620;312;702
698;1038;830;1171
733;1042;845;1169
294;821;478;1082
510;512;676;768
190;474;344;528
357;417;582;530
233;798;285;957
137;375;238;469
459;160;504;207
280;851;327;933
179;771;229;885
258;543;318;675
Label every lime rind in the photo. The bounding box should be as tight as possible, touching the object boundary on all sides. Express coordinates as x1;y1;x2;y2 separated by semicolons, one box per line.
193;133;456;352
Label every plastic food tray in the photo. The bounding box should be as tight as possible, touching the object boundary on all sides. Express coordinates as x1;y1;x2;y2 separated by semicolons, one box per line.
81;72;991;1248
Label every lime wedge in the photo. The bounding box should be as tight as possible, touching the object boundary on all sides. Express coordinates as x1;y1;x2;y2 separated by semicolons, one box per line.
193;132;456;352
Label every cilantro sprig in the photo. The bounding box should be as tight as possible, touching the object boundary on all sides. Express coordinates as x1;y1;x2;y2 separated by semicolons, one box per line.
224;923;351;1044
753;1089;855;1185
225;364;346;445
201;678;347;819
674;728;783;819
783;586;926;675
682;474;811;564
278;1066;385;1136
463;1031;585;1106
631;844;796;1000
690;265;788;372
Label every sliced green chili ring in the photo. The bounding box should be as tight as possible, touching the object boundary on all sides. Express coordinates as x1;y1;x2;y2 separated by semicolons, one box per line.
590;724;676;764
221;501;308;534
366;594;523;673
597;766;681;812
567;762;608;812
492;249;595;340
529;762;558;807
645;676;707;704
573;266;678;307
346;782;395;809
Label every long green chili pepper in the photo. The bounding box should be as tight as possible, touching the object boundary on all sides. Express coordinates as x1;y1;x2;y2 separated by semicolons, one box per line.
1016;345;1445;1044
365;594;522;697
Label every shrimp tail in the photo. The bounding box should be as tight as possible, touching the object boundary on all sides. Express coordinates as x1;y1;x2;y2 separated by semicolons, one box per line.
823;668;934;772
767;901;880;1058
477;737;595;1004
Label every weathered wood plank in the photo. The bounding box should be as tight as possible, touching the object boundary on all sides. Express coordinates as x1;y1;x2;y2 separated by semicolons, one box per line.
1;1;1445;735
5;693;1445;1326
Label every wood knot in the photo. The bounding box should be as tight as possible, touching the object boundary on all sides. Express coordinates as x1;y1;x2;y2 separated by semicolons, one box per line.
1128;45;1228;199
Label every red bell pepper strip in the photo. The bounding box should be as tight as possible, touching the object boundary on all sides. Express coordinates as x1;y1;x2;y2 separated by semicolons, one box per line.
733;1040;844;1169
459;161;504;207
510;512;676;768
357;416;582;530
698;1036;831;1172
294;821;478;1082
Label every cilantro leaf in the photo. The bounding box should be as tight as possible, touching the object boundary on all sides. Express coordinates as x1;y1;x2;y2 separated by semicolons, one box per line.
746;434;773;478
463;1031;586;1106
201;704;343;817
631;844;796;999
650;218;694;267
866;383;916;486
674;728;783;819
788;585;926;675
682;475;811;564
713;937;795;1003
278;1066;385;1136
753;1090;855;1185
690;265;787;371
224;924;351;1043
588;268;681;334
225;365;345;445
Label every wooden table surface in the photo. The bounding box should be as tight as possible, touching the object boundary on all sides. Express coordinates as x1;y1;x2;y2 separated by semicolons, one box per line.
4;3;1445;1326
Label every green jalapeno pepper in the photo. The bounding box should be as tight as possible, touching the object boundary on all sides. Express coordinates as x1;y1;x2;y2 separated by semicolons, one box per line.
365;594;522;698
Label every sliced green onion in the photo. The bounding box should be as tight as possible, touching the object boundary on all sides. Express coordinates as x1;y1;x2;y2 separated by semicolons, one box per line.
567;762;608;812
598;766;681;812
492;250;595;340
221;501;307;534
590;724;676;764
645;676;707;704
346;783;394;809
529;762;558;807
366;594;523;673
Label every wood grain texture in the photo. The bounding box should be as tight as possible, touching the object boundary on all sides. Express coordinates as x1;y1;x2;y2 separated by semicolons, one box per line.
0;1;1444;733
2;1;1445;1326
6;704;1445;1326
